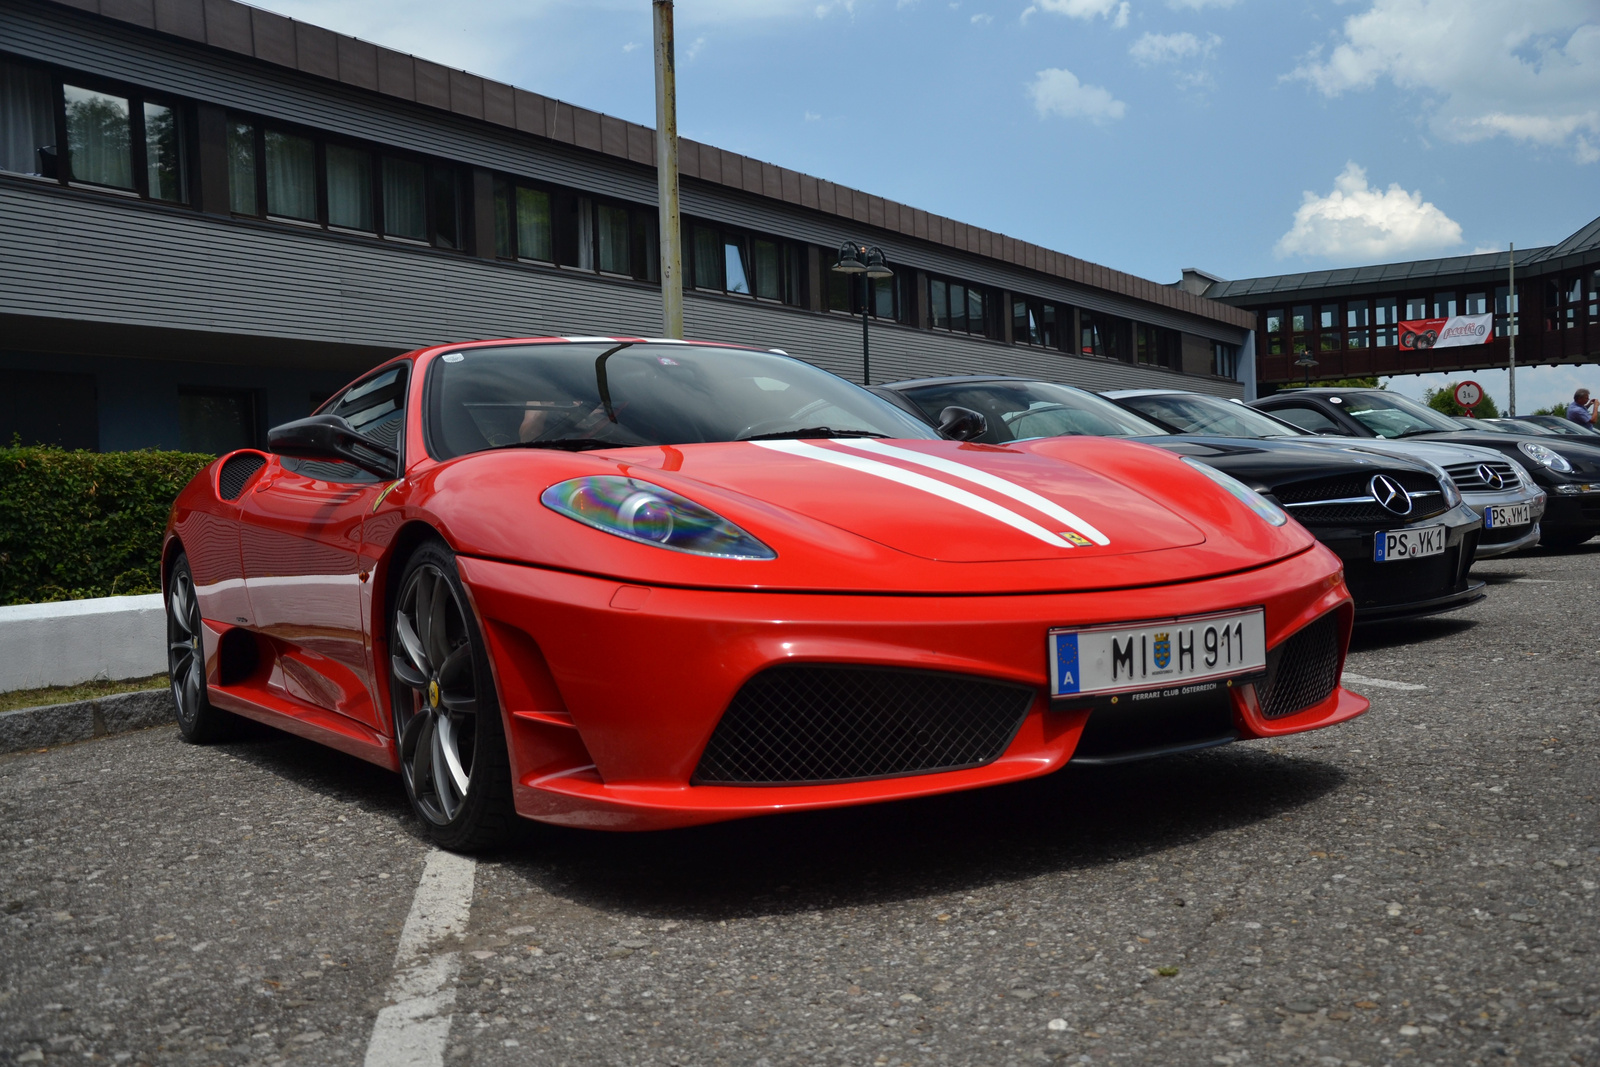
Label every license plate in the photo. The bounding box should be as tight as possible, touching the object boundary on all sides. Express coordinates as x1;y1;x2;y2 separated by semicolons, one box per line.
1374;525;1446;562
1049;608;1266;699
1484;503;1531;529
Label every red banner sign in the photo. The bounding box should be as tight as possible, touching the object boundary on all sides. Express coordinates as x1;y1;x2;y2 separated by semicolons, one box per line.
1398;313;1493;350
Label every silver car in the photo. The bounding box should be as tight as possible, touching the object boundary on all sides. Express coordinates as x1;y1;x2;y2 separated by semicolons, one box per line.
1103;389;1547;558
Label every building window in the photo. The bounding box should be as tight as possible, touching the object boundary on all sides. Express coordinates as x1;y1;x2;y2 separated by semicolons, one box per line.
1012;297;1063;348
689;222;799;303
1080;309;1128;360
927;275;989;336
1290;305;1312;356
1346;300;1370;349
0;59;56;177
0;59;191;201
1373;298;1399;347
1404;296;1428;321
1212;341;1239;379
1318;303;1340;352
227;113;465;251
1433;291;1457;319
179;388;259;455
1135;323;1179;368
1588;270;1599;323
1264;309;1285;356
1494;286;1518;339
1463;291;1487;316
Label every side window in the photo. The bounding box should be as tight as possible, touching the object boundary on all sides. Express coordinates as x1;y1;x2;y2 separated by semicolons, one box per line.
1268;405;1343;434
285;365;408;483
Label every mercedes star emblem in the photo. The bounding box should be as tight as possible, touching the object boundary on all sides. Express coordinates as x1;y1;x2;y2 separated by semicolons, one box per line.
1369;474;1413;516
1476;463;1505;491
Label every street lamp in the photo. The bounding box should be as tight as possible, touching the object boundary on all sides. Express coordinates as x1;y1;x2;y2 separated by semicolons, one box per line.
1294;353;1318;389
832;241;894;385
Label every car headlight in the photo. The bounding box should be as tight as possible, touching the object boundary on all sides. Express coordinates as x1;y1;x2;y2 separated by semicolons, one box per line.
541;476;777;559
1518;441;1574;473
1182;457;1288;527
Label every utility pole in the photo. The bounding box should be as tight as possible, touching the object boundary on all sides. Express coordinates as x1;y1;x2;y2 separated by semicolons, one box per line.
1507;242;1516;416
653;1;683;339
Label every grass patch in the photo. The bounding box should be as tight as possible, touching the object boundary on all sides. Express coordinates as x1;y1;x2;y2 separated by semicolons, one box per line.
0;673;168;714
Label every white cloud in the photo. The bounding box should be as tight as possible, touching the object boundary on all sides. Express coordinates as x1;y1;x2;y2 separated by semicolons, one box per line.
1292;0;1600;161
804;110;823;122
1130;31;1220;64
622;41;638;53
1274;162;1464;261
1028;68;1128;123
972;12;993;23
1035;0;1128;26
685;35;707;60
1167;0;1237;8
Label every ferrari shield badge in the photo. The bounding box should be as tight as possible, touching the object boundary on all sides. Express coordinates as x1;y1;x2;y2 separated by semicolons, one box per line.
1152;632;1171;670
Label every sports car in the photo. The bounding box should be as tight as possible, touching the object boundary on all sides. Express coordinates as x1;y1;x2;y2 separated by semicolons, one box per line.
1101;389;1546;559
874;376;1485;623
1252;388;1600;549
163;339;1366;849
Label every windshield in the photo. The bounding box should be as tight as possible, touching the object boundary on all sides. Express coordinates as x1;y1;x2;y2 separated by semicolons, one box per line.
893;380;1166;444
1522;418;1585;436
426;343;936;460
1338;391;1462;438
1116;393;1307;439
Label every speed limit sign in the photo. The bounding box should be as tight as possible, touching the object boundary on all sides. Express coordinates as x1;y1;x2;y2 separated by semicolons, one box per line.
1454;380;1484;409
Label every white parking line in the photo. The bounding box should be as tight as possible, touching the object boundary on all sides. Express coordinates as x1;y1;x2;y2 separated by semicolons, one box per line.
363;849;477;1067
1511;578;1558;584
1342;672;1427;692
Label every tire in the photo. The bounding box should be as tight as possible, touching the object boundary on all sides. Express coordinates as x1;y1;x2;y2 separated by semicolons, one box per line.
166;553;236;743
387;540;515;851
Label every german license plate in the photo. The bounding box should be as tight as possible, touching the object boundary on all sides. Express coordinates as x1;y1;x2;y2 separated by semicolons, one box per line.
1374;525;1446;562
1049;608;1266;699
1484;503;1531;529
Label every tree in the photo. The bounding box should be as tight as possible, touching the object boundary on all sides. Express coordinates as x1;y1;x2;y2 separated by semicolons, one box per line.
1425;383;1500;419
1532;403;1567;417
1309;377;1381;389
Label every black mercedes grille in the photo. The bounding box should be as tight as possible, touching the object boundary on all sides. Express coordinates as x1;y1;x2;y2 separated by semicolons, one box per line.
1444;461;1520;492
693;665;1034;785
1278;469;1447;525
1256;615;1342;720
217;452;266;500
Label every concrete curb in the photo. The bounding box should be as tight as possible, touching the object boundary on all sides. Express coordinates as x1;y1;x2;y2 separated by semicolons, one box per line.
0;688;175;754
0;593;167;691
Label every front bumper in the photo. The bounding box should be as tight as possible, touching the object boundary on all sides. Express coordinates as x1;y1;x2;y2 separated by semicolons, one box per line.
1461;484;1547;559
458;546;1366;831
1310;503;1484;623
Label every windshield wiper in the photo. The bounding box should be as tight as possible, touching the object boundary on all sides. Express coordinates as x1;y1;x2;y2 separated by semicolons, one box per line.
497;438;627;452
739;427;889;441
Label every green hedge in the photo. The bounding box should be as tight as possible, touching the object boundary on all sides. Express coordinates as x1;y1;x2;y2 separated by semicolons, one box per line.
0;446;213;605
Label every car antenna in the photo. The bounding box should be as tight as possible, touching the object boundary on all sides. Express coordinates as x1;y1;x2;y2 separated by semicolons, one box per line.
593;342;633;423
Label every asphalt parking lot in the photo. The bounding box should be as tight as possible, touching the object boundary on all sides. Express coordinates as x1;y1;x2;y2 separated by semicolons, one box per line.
2;548;1597;1067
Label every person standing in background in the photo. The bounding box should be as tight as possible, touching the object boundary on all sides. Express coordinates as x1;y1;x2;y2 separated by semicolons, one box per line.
1566;388;1597;428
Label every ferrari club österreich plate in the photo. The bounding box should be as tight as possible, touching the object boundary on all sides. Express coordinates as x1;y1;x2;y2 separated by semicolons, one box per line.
1373;524;1446;562
1048;608;1266;702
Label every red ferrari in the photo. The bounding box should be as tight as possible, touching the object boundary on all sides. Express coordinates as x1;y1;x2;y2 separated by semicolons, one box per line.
163;339;1367;849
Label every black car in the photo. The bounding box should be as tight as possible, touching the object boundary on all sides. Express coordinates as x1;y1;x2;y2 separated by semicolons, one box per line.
1252;388;1600;549
874;376;1484;623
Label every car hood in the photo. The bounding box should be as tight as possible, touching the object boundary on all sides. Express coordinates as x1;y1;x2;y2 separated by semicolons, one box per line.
417;436;1319;595
1287;436;1505;468
1131;435;1434;494
1412;432;1600;479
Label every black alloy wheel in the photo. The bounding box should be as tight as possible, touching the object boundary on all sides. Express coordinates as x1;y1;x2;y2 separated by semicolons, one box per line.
388;540;514;851
166;553;234;742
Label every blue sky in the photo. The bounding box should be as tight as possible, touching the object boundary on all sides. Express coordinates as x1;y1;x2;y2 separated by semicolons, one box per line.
255;0;1598;411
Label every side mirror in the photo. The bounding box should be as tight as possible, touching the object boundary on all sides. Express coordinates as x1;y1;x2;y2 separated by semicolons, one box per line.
267;415;398;479
937;405;989;442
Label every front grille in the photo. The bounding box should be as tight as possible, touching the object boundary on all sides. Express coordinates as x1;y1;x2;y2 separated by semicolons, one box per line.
217;452;266;500
693;665;1034;785
1256;615;1342;719
1444;460;1521;492
1278;469;1447;526
1343;547;1461;609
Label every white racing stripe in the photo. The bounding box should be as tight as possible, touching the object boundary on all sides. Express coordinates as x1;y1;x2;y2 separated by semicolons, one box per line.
1341;672;1427;692
363;849;477;1067
752;439;1073;548
839;439;1111;545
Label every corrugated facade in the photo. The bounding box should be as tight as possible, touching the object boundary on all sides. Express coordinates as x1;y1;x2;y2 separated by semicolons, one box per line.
0;0;1254;452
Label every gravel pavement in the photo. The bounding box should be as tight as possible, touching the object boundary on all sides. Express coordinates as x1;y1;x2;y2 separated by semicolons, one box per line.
2;547;1596;1067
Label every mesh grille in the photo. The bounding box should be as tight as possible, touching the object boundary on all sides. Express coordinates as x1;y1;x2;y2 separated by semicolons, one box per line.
1444;461;1520;492
1257;615;1342;720
694;665;1034;785
217;452;266;500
